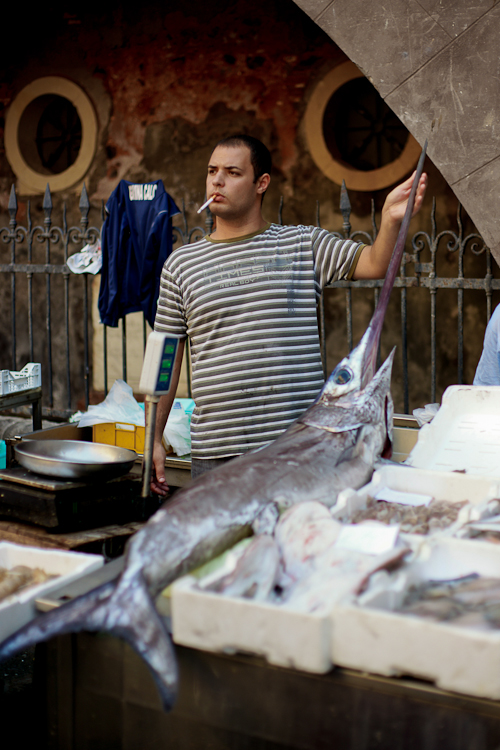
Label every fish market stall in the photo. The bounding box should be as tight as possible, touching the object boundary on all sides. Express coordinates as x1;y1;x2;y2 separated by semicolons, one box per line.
22;554;500;750
8;385;500;748
17;383;500;748
8;151;500;746
11;546;500;749
169;386;500;699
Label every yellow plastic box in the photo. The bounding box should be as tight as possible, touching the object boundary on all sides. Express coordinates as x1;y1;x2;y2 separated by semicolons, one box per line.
93;422;145;454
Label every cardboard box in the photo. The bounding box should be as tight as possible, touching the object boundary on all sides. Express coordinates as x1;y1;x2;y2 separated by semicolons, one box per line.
391;425;419;463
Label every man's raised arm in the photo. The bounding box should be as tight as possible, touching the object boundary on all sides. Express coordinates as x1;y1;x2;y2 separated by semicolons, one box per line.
353;170;428;280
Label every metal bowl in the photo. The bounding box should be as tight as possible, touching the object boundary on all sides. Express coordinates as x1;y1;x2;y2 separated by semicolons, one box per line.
14;440;137;481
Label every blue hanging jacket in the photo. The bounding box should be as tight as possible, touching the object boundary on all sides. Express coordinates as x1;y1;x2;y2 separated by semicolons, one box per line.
98;180;180;327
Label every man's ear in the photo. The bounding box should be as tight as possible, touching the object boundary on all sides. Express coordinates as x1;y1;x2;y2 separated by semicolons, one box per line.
256;173;271;194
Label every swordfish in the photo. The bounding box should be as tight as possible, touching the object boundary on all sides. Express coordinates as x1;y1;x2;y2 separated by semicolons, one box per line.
0;144;427;711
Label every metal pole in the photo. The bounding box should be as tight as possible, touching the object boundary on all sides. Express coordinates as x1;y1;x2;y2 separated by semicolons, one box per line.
142;394;160;498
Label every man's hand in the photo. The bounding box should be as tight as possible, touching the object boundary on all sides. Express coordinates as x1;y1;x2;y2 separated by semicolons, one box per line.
150;440;169;496
146;338;185;496
382;170;427;225
354;169;428;280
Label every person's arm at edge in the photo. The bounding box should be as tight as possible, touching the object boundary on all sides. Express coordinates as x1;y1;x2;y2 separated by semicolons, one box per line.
352;170;428;280
149;337;186;496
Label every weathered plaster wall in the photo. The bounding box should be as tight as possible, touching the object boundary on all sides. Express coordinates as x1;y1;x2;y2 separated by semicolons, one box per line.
1;0;455;231
0;0;491;414
0;0;374;406
292;0;500;262
1;0;351;222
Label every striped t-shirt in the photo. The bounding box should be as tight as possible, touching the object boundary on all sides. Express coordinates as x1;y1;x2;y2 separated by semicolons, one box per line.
154;223;364;459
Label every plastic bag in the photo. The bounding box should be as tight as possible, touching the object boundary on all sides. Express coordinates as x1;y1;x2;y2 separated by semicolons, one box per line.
77;380;145;427
67;240;102;275
77;381;194;457
164;398;195;456
412;402;440;427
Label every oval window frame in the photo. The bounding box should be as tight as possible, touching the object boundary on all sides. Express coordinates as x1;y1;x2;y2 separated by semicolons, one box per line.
5;76;98;193
304;61;421;191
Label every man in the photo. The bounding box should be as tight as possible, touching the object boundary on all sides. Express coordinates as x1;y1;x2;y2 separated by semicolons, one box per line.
474;305;500;385
151;134;427;494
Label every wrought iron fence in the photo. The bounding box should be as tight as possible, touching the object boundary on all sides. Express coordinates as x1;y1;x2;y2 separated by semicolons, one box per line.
0;184;101;418
321;185;499;413
0;181;497;420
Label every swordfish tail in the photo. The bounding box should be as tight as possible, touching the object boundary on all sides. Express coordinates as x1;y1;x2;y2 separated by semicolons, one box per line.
0;573;178;711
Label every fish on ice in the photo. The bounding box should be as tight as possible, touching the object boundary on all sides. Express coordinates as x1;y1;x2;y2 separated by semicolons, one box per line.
0;146;428;711
193;500;410;614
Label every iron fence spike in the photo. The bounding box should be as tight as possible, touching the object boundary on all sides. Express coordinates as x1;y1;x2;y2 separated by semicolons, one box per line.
8;185;17;217
43;183;53;211
79;183;90;212
340;180;351;214
340;180;351;237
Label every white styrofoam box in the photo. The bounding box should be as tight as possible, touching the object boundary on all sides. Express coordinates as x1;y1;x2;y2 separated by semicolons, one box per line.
171;576;332;674
0;363;41;395
330;535;500;700
0;542;103;642
407;385;500;476
333;463;500;532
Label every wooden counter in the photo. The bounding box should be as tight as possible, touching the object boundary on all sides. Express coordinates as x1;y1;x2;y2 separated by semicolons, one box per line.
35;633;500;750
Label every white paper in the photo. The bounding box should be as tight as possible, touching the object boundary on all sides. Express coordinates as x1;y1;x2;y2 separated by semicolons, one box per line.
336;521;400;556
375;486;433;507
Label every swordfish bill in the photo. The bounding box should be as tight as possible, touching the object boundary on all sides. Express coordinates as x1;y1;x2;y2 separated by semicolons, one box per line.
360;140;428;388
0;143;427;712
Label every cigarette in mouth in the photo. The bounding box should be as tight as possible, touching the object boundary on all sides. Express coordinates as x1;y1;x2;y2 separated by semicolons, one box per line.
197;195;216;214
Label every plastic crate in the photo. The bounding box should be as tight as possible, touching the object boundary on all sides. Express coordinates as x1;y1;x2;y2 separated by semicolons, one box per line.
93;422;145;453
0;363;41;395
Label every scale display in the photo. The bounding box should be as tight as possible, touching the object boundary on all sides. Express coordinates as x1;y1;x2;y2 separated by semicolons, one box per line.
139;332;180;396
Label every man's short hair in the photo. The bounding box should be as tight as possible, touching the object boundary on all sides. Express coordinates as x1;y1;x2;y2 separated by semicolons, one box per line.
214;134;272;183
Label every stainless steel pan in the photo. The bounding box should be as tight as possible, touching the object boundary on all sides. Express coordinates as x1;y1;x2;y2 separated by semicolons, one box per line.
14;440;137;481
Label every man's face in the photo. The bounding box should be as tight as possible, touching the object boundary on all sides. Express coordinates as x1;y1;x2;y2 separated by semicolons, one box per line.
206;144;266;220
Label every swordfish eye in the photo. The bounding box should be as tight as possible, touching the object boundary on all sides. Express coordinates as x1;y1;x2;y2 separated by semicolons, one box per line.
332;365;353;385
